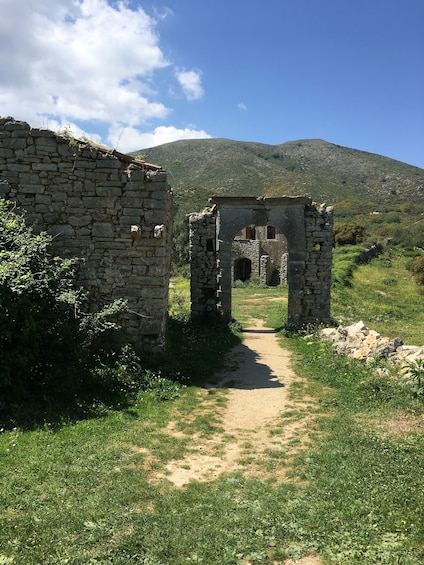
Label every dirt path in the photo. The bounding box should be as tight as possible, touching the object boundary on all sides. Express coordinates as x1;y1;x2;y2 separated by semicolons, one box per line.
151;316;323;564
160;318;317;488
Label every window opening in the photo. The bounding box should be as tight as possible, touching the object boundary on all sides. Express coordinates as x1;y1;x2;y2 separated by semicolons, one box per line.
234;257;252;282
267;225;276;239
245;225;256;240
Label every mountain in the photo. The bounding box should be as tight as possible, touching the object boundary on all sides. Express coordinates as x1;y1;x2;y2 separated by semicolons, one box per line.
132;138;424;214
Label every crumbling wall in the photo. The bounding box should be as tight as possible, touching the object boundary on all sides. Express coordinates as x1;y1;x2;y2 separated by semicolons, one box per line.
302;202;334;326
321;321;424;383
0;117;173;351
188;208;218;318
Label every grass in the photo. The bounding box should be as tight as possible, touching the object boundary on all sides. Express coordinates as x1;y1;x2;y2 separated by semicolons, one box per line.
332;246;424;344
284;335;424;563
1;258;424;564
231;284;288;329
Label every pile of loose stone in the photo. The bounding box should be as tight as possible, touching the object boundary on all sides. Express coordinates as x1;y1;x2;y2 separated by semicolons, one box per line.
321;321;424;381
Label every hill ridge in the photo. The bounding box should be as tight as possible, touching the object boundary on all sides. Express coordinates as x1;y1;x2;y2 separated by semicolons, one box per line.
130;138;424;215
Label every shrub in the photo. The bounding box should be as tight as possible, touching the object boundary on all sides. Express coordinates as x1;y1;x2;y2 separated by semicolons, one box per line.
391;221;424;248
410;254;424;286
334;222;365;246
93;344;183;402
0;200;125;397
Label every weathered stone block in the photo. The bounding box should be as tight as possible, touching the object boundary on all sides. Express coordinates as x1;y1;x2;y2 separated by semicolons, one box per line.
92;223;115;238
48;224;76;236
20;184;45;194
95;186;122;197
32;163;58;172
68;215;92;228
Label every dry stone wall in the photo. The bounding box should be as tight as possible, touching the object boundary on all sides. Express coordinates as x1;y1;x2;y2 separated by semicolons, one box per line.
0;117;173;351
321;321;424;383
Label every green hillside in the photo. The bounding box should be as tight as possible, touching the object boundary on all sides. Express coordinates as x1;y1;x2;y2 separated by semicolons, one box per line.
131;138;424;267
133;138;424;213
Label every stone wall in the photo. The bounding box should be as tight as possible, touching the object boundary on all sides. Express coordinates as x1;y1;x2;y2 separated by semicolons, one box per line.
302;203;334;325
232;236;288;286
321;321;424;382
0;117;173;351
232;240;261;281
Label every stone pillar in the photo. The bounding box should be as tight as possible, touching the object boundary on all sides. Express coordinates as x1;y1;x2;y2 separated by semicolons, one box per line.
280;253;288;286
303;203;334;326
216;239;233;322
286;251;307;328
260;254;269;286
188;209;218;319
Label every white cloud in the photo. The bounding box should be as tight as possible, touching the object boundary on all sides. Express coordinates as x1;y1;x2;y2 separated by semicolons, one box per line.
238;102;248;111
108;124;212;153
0;0;211;148
176;70;204;101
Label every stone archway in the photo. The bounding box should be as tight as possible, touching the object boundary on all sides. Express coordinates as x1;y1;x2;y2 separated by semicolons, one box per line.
188;196;333;329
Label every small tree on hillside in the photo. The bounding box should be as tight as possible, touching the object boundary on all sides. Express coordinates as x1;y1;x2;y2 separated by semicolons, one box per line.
410;254;424;286
334;222;366;246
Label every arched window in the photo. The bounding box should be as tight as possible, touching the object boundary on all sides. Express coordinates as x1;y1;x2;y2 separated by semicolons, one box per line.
245;225;256;240
267;225;276;239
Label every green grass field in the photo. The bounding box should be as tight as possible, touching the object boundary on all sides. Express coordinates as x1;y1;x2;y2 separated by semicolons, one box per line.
331;247;424;345
1;249;424;564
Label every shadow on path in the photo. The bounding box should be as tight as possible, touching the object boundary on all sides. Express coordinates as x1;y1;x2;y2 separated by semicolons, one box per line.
215;326;287;391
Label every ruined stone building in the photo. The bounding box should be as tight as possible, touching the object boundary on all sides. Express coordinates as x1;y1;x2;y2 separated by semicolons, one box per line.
232;224;288;286
1;117;334;349
189;196;333;328
0;117;173;352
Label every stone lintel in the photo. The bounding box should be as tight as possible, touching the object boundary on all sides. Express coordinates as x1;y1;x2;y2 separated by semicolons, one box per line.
210;195;312;207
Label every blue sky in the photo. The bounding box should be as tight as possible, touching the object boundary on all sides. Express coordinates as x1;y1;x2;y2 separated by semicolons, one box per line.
1;0;423;168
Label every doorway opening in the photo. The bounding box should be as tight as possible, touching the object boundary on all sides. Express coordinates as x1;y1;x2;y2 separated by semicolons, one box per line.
234;257;252;282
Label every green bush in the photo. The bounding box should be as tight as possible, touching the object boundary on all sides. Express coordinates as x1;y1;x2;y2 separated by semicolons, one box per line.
410;254;424;286
0;200;125;397
93;344;183;402
391;221;424;248
334;222;366;246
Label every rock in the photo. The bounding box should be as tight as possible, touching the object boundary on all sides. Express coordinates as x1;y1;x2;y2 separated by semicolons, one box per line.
320;321;424;381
